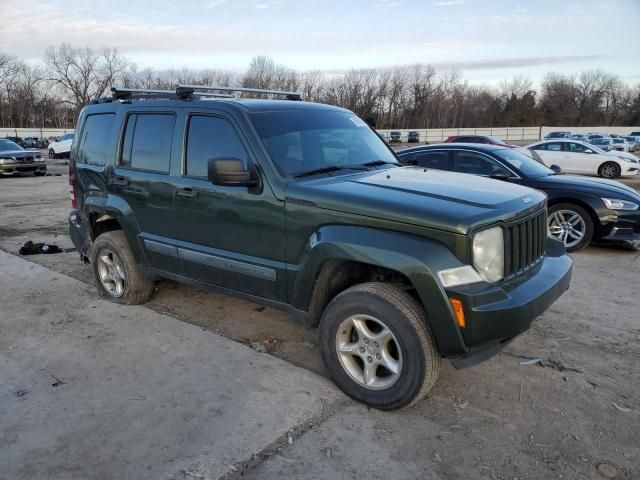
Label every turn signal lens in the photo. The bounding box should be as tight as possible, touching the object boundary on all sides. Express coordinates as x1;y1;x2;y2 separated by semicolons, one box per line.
449;298;466;328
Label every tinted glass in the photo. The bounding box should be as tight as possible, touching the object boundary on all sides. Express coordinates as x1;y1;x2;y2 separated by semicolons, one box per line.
546;142;563;151
78;114;116;165
250;110;398;177
451;136;472;143
0;140;22;151
411;151;450;170
453;151;509;176
568;142;589;153
122;114;175;172
186;116;248;178
496;149;554;177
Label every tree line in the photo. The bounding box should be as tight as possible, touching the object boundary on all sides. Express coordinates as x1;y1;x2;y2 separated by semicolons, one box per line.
1;45;639;131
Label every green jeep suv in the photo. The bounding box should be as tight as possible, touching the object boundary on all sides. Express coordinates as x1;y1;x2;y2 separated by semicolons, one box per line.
68;86;572;410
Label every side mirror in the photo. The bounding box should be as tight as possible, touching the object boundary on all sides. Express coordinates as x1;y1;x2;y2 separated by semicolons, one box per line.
490;167;511;181
584;149;593;154
207;158;258;187
550;164;562;174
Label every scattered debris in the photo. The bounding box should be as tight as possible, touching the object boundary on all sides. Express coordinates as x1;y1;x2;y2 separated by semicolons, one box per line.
506;351;583;373
611;402;631;413
19;240;62;256
597;463;618;479
287;431;293;445
14;390;28;397
251;342;268;353
324;448;332;458
519;378;524;402
433;452;442;462
50;373;66;388
274;454;296;464
454;398;469;411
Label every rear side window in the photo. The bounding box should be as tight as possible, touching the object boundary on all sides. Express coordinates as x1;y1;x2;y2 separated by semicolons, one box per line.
453;151;508;176
121;113;175;173
413;151;450;170
77;114;116;166
185;115;248;178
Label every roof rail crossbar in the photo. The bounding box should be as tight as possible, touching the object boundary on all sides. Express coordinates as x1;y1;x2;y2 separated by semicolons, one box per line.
111;87;178;100
177;84;303;101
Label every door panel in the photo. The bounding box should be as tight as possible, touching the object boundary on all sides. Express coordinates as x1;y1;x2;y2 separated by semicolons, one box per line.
110;112;180;272
172;113;286;301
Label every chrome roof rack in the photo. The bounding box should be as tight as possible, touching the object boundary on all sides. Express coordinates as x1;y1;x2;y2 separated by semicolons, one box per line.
111;87;179;100
177;84;303;101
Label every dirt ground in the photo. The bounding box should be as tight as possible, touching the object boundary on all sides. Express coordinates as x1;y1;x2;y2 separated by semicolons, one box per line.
1;158;639;479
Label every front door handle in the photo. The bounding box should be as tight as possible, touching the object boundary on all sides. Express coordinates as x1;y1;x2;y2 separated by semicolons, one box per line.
109;176;129;186
176;187;198;199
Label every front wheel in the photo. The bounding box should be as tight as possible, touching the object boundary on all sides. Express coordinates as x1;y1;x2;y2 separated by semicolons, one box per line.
48;149;55;159
598;162;620;178
548;203;594;251
319;282;440;410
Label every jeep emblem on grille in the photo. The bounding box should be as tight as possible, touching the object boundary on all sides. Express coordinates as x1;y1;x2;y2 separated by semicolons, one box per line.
522;197;533;204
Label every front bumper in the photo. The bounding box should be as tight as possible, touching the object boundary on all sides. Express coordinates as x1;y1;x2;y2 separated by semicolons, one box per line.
598;208;640;249
0;162;47;174
445;239;572;365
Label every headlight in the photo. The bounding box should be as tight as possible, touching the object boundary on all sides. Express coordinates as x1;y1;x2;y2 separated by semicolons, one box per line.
473;226;504;282
0;157;16;165
601;198;639;211
617;156;634;163
35;157;44;163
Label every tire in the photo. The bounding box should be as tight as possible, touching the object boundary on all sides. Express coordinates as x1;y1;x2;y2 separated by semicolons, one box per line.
34;172;46;176
319;282;440;410
548;203;594;252
90;230;154;305
48;149;55;159
598;162;620;178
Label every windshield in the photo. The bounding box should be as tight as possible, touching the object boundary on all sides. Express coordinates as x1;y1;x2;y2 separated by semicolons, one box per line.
496;148;554;178
0;140;23;152
250;110;399;177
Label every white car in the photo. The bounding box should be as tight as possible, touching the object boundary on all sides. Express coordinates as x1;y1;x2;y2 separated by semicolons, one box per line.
523;139;639;179
48;133;74;158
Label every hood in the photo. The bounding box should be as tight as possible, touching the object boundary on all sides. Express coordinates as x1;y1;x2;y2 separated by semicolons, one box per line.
0;149;40;159
285;167;546;234
607;151;639;163
528;174;640;201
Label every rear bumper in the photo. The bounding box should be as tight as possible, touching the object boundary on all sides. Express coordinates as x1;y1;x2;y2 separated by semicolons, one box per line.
68;210;93;259
444;239;572;364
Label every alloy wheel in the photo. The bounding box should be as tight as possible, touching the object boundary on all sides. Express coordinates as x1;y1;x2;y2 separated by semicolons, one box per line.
335;314;403;390
548;209;586;249
96;249;126;297
600;164;617;178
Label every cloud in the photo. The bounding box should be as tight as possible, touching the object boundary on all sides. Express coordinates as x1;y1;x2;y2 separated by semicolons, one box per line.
434;0;465;6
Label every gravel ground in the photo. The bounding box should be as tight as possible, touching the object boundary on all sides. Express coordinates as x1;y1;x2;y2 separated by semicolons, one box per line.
0;158;638;479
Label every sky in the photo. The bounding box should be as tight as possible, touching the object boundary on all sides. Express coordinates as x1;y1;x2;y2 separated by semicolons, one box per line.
1;0;639;85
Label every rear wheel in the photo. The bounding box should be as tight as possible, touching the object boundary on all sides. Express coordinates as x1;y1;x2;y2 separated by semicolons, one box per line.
90;230;154;305
319;282;440;410
598;162;620;178
48;149;55;159
548;203;594;251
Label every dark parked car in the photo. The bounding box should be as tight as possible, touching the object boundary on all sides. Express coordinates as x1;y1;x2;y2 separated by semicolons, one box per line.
407;131;420;143
544;131;572;140
68;85;572;410
397;143;640;251
0;139;46;176
389;131;402;143
444;135;518;148
4;136;24;147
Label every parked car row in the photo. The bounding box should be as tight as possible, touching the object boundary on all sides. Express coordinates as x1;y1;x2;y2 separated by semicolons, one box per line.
3;135;51;149
545;130;639;153
0;139;47;176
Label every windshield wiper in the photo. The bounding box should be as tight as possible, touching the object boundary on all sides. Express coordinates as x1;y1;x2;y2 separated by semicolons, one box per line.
360;160;398;168
293;165;365;178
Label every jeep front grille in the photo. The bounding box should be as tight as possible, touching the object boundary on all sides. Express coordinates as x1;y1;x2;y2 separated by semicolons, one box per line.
504;209;547;279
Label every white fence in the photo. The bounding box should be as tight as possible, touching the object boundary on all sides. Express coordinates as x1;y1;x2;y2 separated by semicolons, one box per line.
0;127;74;139
377;126;640;144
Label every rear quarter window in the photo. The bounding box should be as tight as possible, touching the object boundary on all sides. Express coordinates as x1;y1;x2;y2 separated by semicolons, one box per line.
77;113;116;166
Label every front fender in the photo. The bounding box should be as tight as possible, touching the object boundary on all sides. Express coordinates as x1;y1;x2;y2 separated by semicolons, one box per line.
288;225;469;356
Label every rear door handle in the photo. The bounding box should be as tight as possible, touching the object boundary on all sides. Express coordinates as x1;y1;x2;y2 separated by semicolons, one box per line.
109;176;129;186
176;187;198;198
